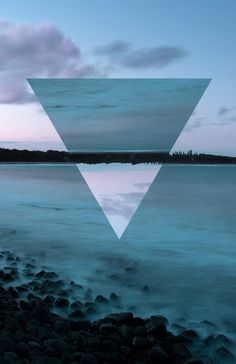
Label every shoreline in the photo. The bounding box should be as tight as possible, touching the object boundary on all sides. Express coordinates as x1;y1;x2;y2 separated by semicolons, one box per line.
0;250;235;363
1;148;236;164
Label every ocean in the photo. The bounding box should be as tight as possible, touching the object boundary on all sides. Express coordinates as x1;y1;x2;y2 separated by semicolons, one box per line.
0;163;236;338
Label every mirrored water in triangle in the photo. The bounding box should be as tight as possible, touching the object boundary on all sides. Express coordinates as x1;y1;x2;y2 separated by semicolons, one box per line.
77;163;161;238
28;79;211;153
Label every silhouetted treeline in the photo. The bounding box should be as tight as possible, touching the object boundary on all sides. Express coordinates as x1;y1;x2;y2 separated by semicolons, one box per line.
0;148;236;164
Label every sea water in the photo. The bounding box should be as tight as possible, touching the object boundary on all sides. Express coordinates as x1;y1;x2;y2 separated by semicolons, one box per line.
0;163;236;335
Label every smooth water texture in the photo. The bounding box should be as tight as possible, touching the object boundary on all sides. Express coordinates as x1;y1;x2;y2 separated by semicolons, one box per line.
0;163;236;333
28;78;210;152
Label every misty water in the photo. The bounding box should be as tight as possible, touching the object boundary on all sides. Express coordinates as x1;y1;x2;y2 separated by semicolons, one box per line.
0;163;236;340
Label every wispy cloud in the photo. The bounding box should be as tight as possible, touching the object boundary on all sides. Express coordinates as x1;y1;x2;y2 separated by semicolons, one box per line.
217;106;236;125
185;106;236;132
218;106;231;116
0;20;97;104
94;40;188;69
94;41;131;56
184;116;205;132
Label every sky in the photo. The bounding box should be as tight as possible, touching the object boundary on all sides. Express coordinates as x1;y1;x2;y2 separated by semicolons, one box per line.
0;0;236;155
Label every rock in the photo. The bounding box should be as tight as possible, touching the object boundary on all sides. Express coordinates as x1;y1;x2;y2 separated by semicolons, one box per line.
106;312;134;324
150;314;169;325
134;325;147;337
27;293;41;302
31;304;52;324
109;292;120;303
110;351;125;363
174;343;192;360
151;344;170;362
45;272;59;280
28;341;42;350
204;333;232;348
16;284;28;292
4;352;20;364
44;358;62;364
42;295;56;305
70;352;83;361
28;350;45;360
53;320;68;334
99;323;119;334
70;301;83;310
69;319;92;331
118;325;134;341
68;331;85;346
84;288;93;300
132;336;150;349
212;346;235;363
69;309;85;319
80;353;98;364
4;318;21;333
86;337;100;350
101;339;119;353
85;307;97;315
201;319;216;327
38;327;54;341
141;285;150;292
70;280;84;290
0;336;15;354
84;301;96;308
2;272;14;282
55;297;69;308
43;339;67;358
16;342;30;358
35;270;47;278
7;287;19;298
95;295;109;304
14;311;28;326
39;279;64;294
0;286;6;295
180;329;199;342
19;300;32;311
121;345;130;356
133;316;145;326
146;317;167;338
23;269;34;278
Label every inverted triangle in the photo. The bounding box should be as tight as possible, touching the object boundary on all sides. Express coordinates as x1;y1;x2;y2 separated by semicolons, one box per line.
28;78;211;153
28;78;211;238
77;163;161;238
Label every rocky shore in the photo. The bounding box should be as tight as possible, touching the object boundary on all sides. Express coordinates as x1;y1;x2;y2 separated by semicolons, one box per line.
0;250;235;364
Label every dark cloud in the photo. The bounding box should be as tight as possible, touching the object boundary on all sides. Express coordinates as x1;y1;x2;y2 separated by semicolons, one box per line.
217;107;236;125
94;41;188;69
94;41;131;55
0;21;97;104
218;107;231;116
185;107;236;132
122;46;188;69
184;117;205;132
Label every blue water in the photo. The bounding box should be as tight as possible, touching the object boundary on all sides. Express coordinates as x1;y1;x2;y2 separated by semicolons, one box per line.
28;78;210;152
0;163;236;337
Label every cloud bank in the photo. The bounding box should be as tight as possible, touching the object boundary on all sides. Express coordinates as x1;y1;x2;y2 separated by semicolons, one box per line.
0;21;96;104
94;40;188;69
0;22;188;105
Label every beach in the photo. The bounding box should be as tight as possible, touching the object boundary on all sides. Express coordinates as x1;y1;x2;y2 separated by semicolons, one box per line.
0;163;236;363
0;249;235;364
